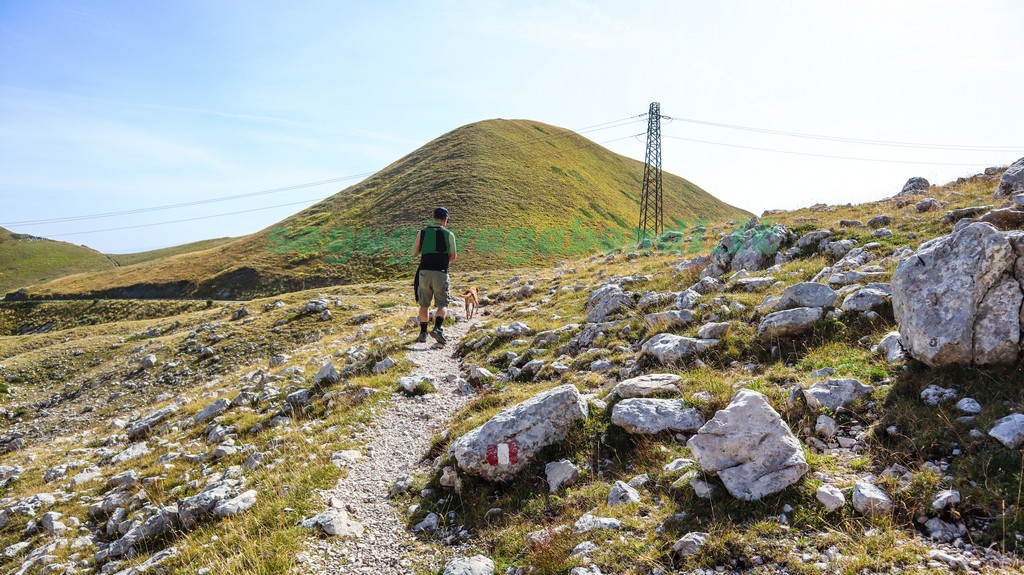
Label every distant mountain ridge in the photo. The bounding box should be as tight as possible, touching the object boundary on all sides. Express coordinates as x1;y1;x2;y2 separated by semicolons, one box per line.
16;119;751;299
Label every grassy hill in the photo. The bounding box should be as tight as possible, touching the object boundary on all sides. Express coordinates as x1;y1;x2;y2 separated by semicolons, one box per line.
21;119;750;300
108;236;237;267
0;229;240;297
0;227;115;294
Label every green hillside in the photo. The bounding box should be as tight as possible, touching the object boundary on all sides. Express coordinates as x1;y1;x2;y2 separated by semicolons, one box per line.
0;227;115;294
108;236;238;267
24;119;750;300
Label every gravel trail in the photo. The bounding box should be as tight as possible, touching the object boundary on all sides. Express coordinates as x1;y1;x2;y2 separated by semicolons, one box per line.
299;317;473;574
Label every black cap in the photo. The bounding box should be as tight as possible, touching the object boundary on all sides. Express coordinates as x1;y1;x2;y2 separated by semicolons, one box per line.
433;207;449;220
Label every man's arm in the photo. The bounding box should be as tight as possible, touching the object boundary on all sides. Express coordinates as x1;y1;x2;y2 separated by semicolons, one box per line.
412;230;422;258
448;231;457;264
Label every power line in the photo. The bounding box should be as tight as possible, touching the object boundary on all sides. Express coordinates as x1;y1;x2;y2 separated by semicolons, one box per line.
42;132;645;238
2;116;647;228
0;173;374;227
46;198;325;238
669;116;1024;152
662;134;997;166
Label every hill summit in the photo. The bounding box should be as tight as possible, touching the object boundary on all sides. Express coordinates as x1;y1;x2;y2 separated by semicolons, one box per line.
21;119;749;299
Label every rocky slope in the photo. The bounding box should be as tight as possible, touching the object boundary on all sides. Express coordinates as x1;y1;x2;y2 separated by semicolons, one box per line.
1;161;1024;575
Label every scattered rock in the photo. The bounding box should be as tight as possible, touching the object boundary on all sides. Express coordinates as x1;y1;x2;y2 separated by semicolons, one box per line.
696;321;730;340
313;362;339;386
126;405;178;440
607;480;641;506
868;215;893;229
988;413;1024;448
874;331;906;364
573;513;621;533
302;508;364;537
194;398;229;425
803;378;874;412
545;460;580;493
757;307;824;341
214;489;257;518
920;384;957;406
932;489;961;511
641;333;717;365
955;397;982;414
916;197;940;212
443;555;495;575
672;531;708;557
774;283;837;311
687;389;808;501
644;310;694;332
852;481;893;517
611;398;704;434
901;176;930;194
841;286;890;313
816;484;846;511
605;373;681;400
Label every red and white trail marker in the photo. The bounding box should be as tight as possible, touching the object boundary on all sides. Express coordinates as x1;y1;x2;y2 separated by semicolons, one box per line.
485;441;519;466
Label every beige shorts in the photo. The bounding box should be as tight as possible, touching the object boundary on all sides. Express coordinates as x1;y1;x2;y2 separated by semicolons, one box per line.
417;270;450;308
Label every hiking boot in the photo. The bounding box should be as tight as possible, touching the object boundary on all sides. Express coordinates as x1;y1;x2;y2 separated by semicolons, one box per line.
430;327;447;345
416;331;428;343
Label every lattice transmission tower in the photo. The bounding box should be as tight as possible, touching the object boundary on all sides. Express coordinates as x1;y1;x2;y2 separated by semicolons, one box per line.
637;102;669;247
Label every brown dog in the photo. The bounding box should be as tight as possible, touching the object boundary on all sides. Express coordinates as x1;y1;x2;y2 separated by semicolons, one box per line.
460;286;479;319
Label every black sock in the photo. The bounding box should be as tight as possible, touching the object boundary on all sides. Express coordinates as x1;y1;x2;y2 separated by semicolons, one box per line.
434;316;444;330
419;322;428;333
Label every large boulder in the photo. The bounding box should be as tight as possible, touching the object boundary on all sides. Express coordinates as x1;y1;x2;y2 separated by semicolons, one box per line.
892;222;1022;366
611;398;704;434
995;157;1024;198
757;307;824;341
641;333;717;365
687;389;807;501
449;385;588;480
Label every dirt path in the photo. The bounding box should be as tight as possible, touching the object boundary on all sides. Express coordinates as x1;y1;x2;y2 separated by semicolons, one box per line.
299;317;473;574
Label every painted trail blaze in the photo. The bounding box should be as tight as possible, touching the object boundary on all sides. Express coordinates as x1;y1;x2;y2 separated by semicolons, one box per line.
485;441;519;466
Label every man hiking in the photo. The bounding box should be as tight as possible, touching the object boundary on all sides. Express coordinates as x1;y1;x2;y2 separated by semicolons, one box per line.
412;207;457;345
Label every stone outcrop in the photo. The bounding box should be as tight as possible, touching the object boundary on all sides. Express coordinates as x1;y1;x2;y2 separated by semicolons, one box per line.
702;219;796;277
892;222;1024;366
586;284;633;323
687;389;808;501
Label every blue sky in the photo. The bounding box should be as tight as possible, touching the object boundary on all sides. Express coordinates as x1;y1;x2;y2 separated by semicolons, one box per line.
2;0;1022;253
